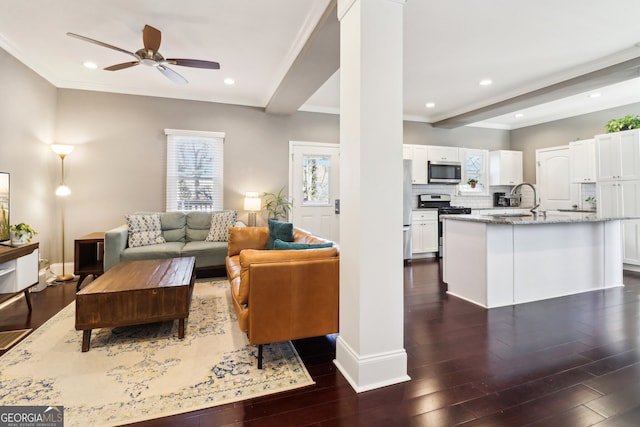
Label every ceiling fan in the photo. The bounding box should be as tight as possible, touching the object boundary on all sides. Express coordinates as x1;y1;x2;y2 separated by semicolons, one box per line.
66;24;220;84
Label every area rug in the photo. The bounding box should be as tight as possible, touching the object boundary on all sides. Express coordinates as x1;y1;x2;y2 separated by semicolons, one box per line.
0;279;314;427
0;328;31;350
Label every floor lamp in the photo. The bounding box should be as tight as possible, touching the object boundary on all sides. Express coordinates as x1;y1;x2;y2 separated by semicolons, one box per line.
51;144;74;282
244;192;261;227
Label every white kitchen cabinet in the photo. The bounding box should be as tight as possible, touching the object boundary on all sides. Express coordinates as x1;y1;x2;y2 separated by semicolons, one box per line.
569;139;596;183
405;145;428;184
411;210;438;254
489;150;523;186
427;145;459;162
595;129;640;181
597;180;640;217
403;145;413;160
597;180;640;266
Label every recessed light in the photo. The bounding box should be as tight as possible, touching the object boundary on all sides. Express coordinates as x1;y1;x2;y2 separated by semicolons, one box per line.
588;93;601;98
479;79;492;86
515;113;524;118
82;61;98;69
425;102;435;108
224;78;235;85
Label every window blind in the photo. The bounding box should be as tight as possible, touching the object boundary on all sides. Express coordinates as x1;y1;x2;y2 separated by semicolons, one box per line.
165;129;225;212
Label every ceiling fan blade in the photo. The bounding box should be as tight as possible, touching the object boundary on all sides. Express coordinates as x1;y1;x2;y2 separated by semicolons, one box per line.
143;25;161;52
105;61;140;71
66;32;138;60
165;58;221;70
157;65;187;84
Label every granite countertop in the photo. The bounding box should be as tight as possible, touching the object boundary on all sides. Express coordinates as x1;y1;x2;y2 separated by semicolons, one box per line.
440;211;638;225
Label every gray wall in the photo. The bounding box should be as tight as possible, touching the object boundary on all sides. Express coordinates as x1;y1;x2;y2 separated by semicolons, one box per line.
404;121;510;150
0;47;58;262
54;90;341;256
512;103;640;182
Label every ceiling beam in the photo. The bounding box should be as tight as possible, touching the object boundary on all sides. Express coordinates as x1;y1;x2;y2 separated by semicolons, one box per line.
265;0;339;115
432;56;640;129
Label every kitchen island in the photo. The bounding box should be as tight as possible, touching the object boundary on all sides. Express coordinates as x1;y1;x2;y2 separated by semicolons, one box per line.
442;211;629;308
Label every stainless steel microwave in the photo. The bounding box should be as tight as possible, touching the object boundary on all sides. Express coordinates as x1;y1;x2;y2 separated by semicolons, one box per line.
428;161;462;184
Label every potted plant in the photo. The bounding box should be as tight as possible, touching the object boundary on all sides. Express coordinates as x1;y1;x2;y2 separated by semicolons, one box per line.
263;187;293;220
467;178;478;189
605;114;640;133
585;196;596;210
9;222;37;245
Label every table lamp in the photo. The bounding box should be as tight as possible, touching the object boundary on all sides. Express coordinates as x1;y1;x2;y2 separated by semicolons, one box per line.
244;192;261;227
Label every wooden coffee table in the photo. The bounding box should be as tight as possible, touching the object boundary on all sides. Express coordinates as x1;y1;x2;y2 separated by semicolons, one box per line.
75;257;196;352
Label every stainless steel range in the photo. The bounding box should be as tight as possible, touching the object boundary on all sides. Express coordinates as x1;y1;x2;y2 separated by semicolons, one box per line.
417;194;471;257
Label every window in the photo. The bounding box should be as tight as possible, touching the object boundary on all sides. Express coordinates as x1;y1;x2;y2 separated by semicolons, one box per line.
459;148;489;195
165;129;225;212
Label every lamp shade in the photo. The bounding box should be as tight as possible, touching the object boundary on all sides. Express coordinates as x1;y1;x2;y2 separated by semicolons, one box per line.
55;184;71;197
51;144;74;156
244;192;261;211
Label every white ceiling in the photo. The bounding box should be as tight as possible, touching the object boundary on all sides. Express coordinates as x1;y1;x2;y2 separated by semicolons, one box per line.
2;0;640;130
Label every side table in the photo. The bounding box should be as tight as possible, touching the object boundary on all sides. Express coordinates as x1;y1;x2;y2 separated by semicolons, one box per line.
74;232;105;291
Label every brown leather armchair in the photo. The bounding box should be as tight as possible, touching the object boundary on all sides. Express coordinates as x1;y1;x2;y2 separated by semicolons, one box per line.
225;226;339;368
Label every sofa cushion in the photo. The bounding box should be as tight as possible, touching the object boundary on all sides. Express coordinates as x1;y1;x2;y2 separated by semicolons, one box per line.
273;239;333;250
266;219;293;249
227;227;270;256
135;211;186;242
186;211;213;242
126;214;166;247
205;210;238;242
120;242;184;261
182;241;228;268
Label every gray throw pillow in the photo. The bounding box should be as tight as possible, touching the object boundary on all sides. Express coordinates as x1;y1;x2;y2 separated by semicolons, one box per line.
126;214;166;247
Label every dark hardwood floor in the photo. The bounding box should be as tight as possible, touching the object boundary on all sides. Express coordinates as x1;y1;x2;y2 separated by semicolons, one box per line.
3;259;640;426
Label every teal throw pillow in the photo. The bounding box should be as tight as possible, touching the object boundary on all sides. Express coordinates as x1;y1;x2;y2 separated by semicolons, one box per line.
273;239;333;250
266;219;294;249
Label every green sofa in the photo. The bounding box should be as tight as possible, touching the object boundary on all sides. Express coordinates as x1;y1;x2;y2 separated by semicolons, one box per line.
104;211;237;274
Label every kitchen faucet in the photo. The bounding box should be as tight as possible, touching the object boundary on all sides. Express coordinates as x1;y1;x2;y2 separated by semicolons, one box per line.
510;182;539;214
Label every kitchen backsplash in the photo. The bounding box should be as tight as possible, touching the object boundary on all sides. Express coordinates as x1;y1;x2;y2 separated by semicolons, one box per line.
411;184;535;209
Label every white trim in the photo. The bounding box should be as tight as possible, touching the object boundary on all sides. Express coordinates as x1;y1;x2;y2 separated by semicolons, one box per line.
334;336;411;393
164;129;226;139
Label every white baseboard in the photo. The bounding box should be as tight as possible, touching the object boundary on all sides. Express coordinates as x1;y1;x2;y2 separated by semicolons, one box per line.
334;336;410;393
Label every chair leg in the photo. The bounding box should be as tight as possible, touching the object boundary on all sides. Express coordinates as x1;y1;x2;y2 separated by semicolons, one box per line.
257;344;263;369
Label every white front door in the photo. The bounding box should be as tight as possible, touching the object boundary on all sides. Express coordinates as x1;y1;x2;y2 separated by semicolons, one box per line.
536;146;577;211
289;141;340;243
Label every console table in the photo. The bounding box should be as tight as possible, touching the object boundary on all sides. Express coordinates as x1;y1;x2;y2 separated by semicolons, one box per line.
0;243;39;312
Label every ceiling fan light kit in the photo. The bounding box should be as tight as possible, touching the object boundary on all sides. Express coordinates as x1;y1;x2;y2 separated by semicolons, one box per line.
67;24;220;84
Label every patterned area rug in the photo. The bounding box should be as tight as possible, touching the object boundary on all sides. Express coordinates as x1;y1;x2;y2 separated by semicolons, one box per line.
0;279;314;427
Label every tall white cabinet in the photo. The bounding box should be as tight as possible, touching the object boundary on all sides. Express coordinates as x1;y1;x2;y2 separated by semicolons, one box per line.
595;129;640;266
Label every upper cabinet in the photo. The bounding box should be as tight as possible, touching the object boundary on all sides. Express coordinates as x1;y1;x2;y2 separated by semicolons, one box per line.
569;139;596;183
489;150;523;186
403;144;429;184
596;129;640;181
427;145;459;162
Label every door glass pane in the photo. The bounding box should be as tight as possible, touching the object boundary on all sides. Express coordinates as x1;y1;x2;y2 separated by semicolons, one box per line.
303;155;330;205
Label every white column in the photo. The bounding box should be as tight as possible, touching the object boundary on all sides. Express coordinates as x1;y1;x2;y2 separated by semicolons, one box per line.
335;0;409;392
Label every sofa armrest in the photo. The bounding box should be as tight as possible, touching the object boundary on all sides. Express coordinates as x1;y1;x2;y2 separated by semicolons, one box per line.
104;224;128;272
247;257;339;345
